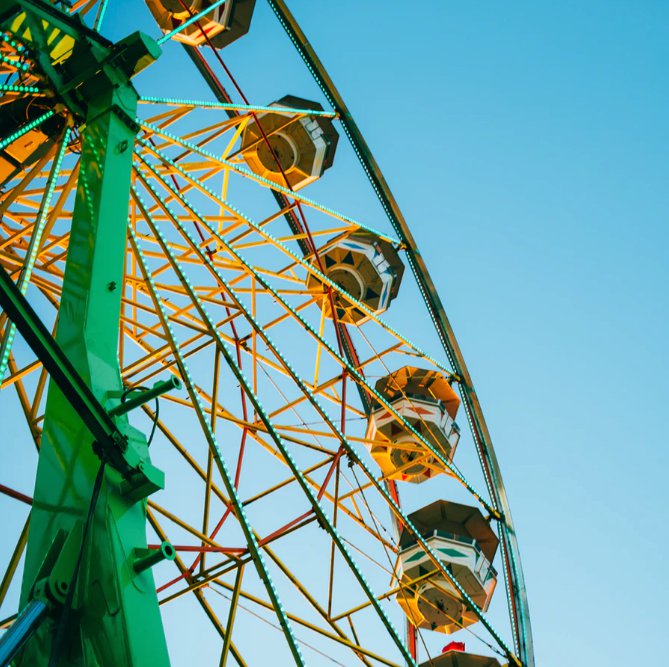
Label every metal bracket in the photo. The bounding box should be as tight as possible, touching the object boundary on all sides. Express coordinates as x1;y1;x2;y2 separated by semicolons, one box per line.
0;262;162;491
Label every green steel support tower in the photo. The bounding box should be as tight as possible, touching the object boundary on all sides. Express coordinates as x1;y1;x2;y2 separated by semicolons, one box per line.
0;2;171;664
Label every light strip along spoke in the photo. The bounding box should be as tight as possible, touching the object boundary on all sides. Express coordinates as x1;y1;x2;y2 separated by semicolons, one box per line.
261;545;375;667
127;220;307;667
0;110;56;151
118;298;254;379
150;162;225;208
0;83;42;93
171;537;386;663
267;5;532;648
133;157;472;500
135;156;518;662
120;312;241;381
140;97;337;118
0;220;35;249
92;0;109;30
0;234;69;386
155;381;395;549
142;407;233;511
131;170;418;667
137;127;398;245
150;119;234;160
0;52;29;71
136;160;514;661
148;501;230;551
7;355;41;448
209;582;395;667
255;358;333;453
135;149;489;514
353;324;456;463
142;106;191;129
134;140;451;378
133;196;336;378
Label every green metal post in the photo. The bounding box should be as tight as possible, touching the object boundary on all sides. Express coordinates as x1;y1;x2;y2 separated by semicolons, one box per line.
1;3;170;664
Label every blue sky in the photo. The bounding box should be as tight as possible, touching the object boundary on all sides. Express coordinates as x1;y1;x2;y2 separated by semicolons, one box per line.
2;1;667;665
297;2;669;667
290;2;669;664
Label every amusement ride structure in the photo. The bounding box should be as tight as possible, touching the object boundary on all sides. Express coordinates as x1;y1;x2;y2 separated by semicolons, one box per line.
0;1;535;665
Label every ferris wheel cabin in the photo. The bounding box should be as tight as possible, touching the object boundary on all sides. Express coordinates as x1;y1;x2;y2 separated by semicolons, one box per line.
419;645;503;667
368;366;461;483
144;0;256;48
240;94;339;191
396;500;498;634
305;231;404;324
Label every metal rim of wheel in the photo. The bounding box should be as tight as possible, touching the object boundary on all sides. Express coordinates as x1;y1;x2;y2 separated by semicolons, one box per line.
0;2;534;666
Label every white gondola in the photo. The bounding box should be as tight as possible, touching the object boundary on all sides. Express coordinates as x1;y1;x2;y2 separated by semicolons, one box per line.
396;500;498;634
240;94;338;191
144;0;255;48
367;367;460;483
306;231;404;324
418;645;503;667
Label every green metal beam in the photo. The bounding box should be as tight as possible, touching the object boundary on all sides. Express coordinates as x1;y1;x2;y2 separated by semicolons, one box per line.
0;263;127;466
0;0;113;48
2;2;172;664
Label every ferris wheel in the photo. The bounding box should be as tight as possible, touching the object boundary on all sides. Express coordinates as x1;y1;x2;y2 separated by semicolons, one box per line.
0;1;535;666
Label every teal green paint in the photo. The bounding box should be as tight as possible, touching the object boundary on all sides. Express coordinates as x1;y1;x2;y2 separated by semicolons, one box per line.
0;83;39;93
403;546;466;563
404;552;425;564
437;548;467;559
2;3;169;665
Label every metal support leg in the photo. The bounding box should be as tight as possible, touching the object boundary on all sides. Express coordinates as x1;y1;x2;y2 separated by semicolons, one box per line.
0;600;48;667
1;3;171;665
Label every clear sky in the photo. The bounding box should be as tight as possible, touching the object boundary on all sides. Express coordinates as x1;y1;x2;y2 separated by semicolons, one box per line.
3;2;667;666
339;1;665;664
284;2;669;664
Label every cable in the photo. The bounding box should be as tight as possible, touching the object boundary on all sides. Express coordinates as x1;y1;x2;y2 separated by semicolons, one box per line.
120;385;159;446
209;585;348;666
47;460;106;667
